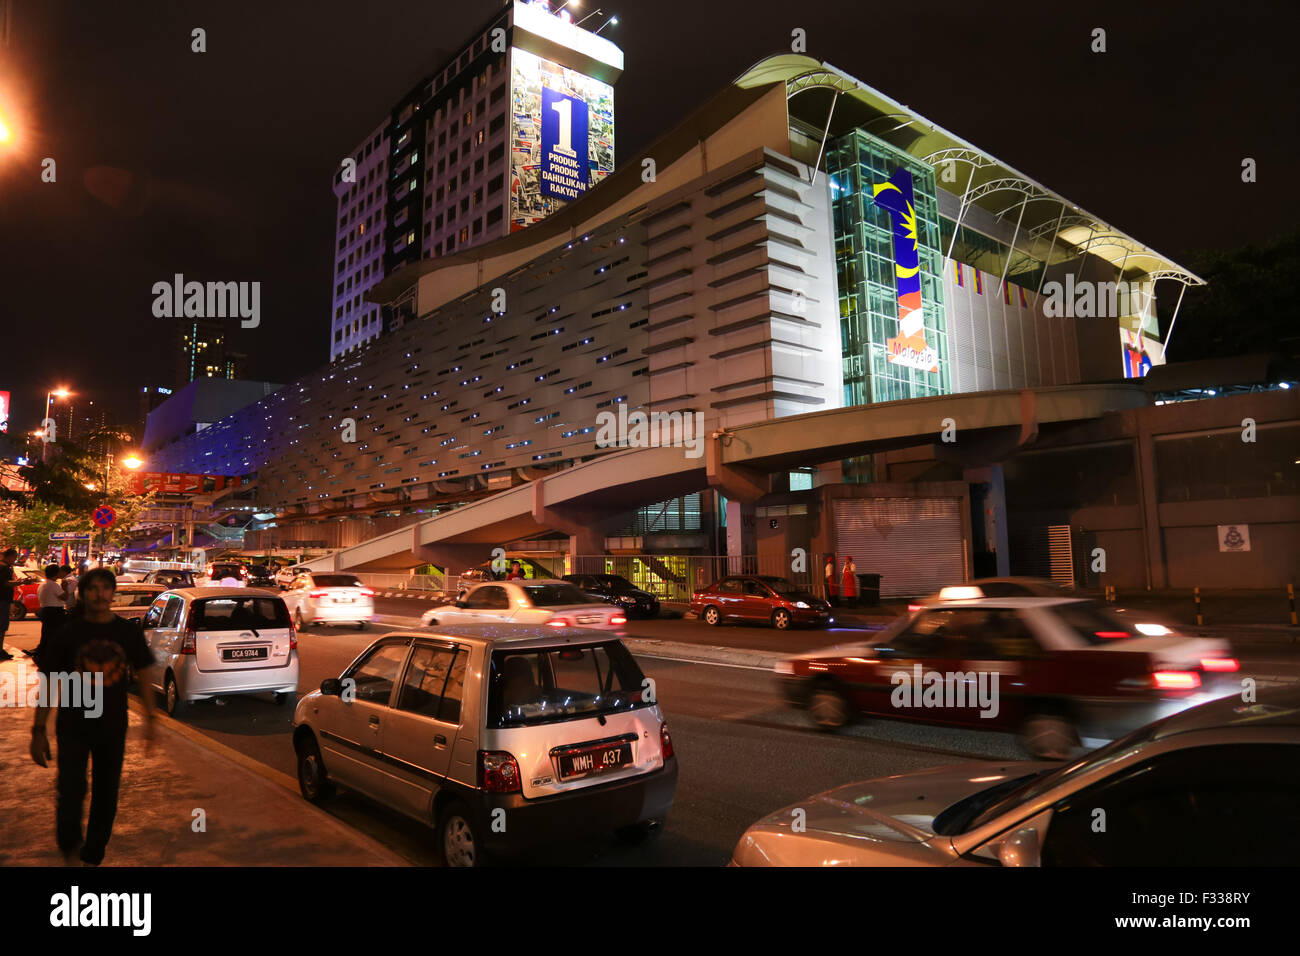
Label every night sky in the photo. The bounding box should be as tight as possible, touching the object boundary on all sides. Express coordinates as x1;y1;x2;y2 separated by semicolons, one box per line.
0;0;1294;431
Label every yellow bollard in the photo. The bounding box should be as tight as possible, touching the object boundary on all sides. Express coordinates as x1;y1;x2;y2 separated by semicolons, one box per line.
1194;586;1203;627
1289;584;1296;627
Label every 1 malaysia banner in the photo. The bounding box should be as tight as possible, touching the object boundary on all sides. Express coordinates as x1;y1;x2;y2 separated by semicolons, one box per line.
540;86;590;201
872;168;939;372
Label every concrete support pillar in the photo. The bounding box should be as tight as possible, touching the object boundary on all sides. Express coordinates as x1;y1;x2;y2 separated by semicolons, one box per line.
725;499;755;573
1135;431;1163;589
963;465;1009;578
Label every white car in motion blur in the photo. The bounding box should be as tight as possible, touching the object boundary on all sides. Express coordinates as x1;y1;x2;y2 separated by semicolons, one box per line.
421;580;627;631
281;572;374;630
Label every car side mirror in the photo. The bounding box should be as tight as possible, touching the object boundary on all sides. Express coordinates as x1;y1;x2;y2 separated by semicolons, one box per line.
997;826;1042;867
320;678;342;696
455;599;468;608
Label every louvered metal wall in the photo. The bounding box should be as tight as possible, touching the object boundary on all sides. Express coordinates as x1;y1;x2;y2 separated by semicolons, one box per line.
831;497;965;597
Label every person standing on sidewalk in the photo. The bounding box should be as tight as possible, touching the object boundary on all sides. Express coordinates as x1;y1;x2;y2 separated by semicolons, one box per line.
28;564;69;667
840;555;858;608
823;554;838;607
0;548;18;661
29;568;157;866
61;564;79;616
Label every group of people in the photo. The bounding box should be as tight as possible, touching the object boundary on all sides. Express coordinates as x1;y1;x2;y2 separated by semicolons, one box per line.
823;553;860;607
0;548;82;665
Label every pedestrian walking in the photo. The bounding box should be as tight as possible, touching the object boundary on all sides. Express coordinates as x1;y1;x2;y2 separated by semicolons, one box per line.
30;568;157;867
824;554;838;606
61;565;79;615
841;555;858;608
0;548;17;661
31;564;69;668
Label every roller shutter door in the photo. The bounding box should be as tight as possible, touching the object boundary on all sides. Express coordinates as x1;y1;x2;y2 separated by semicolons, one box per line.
832;497;965;597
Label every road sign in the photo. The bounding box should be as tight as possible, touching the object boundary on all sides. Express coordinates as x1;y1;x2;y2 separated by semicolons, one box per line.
50;532;92;541
92;505;117;528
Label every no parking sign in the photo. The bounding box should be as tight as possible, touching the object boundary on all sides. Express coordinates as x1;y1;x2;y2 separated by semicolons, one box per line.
92;505;117;528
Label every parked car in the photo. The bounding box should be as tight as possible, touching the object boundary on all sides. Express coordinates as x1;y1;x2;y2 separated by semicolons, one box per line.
9;568;45;619
110;583;167;622
732;685;1300;866
776;595;1239;757
281;572;374;629
292;624;677;866
563;574;660;618
421;580;627;631
140;587;299;716
691;575;832;630
140;569;199;589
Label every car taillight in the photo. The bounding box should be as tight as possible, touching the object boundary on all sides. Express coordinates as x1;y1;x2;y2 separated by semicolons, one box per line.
1094;631;1130;640
181;628;197;655
1201;657;1239;672
547;618;571;627
478;751;522;793
610;614;627;625
1152;670;1201;690
907;604;922;612
289;618;298;651
360;588;374;597
309;590;328;598
660;722;674;759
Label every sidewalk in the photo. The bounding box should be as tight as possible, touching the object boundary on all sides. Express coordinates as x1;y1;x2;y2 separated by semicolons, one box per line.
0;622;408;867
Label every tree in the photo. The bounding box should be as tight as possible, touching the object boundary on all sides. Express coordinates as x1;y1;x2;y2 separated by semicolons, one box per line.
1164;231;1300;363
0;500;86;556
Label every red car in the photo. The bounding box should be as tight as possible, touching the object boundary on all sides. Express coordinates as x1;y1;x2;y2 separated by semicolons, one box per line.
8;569;45;620
776;596;1240;757
691;575;832;630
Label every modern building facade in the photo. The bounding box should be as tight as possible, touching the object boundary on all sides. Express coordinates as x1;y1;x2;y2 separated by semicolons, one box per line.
329;0;623;360
142;50;1297;595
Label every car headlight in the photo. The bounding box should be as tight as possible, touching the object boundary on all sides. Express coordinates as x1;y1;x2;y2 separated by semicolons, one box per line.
794;601;809;609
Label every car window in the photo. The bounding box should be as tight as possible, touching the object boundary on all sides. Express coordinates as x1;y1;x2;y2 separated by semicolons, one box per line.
465;585;509;609
744;580;769;597
159;595;184;629
976;610;1045;660
1053;601;1138;644
761;578;798;595
143;598;167;629
882;609;991;658
1041;744;1300;866
717;579;744;593
522;583;589;606
347;642;410;705
190;597;290;631
397;644;466;722
314;574;362;588
487;641;648;728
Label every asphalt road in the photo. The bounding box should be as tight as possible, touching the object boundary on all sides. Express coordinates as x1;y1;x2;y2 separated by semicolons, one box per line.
6;605;1295;866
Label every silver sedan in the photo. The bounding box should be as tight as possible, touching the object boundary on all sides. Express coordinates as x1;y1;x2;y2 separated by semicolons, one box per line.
732;685;1300;866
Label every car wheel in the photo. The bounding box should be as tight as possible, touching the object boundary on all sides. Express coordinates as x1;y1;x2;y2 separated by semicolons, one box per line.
615;817;665;845
808;684;851;731
702;606;721;626
274;692;293;706
771;609;792;630
356;621;368;631
1020;712;1080;760
296;735;335;803
163;671;185;717
439;801;483;868
9;601;24;621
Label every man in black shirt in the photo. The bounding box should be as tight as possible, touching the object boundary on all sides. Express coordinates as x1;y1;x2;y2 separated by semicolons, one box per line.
0;547;17;661
30;567;157;866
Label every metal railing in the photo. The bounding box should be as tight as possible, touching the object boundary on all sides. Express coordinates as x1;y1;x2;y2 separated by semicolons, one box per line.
350;572;448;593
569;554;816;603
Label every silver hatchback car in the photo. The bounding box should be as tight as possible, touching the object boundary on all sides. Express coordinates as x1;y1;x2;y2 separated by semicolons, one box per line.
141;587;300;716
732;685;1300;866
292;624;678;866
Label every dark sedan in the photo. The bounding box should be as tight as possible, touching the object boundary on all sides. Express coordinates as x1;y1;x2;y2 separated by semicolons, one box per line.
563;574;660;619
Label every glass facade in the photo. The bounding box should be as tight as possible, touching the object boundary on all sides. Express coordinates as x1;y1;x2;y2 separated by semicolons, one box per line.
828;130;949;405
